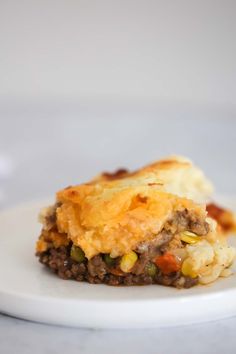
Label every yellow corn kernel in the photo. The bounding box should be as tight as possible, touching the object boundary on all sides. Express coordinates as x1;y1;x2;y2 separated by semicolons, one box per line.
120;251;138;273
181;259;198;278
180;231;201;244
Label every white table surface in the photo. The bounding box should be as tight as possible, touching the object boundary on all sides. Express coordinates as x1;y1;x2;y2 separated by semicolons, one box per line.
0;102;236;354
1;313;236;354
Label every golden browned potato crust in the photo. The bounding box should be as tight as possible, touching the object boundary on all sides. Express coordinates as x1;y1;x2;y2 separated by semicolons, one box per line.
55;155;212;259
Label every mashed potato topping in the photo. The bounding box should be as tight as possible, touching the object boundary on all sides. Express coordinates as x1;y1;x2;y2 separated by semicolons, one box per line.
184;239;235;284
55;156;212;259
56;185;206;259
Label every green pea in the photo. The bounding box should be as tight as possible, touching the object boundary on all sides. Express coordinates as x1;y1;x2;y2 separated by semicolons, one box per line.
146;263;157;277
70;245;85;263
103;254;116;267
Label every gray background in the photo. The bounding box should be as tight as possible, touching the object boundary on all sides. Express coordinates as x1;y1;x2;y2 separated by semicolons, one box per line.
0;0;236;353
0;102;236;208
0;0;236;105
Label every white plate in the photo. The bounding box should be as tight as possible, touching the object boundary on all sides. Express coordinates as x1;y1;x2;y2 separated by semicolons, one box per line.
0;198;236;329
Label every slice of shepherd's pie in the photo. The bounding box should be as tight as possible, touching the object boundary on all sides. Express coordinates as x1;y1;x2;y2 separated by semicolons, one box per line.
36;156;236;288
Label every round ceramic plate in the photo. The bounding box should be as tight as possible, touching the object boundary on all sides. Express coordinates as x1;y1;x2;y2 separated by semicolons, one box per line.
0;198;236;329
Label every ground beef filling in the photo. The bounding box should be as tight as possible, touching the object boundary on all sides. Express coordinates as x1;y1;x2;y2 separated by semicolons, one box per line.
38;244;197;288
37;208;208;289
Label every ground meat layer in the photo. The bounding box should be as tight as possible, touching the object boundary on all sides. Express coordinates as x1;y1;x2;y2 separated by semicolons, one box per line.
36;207;209;289
37;244;198;289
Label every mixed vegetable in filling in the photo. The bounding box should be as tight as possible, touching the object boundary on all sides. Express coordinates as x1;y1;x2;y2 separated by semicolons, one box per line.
37;207;235;288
